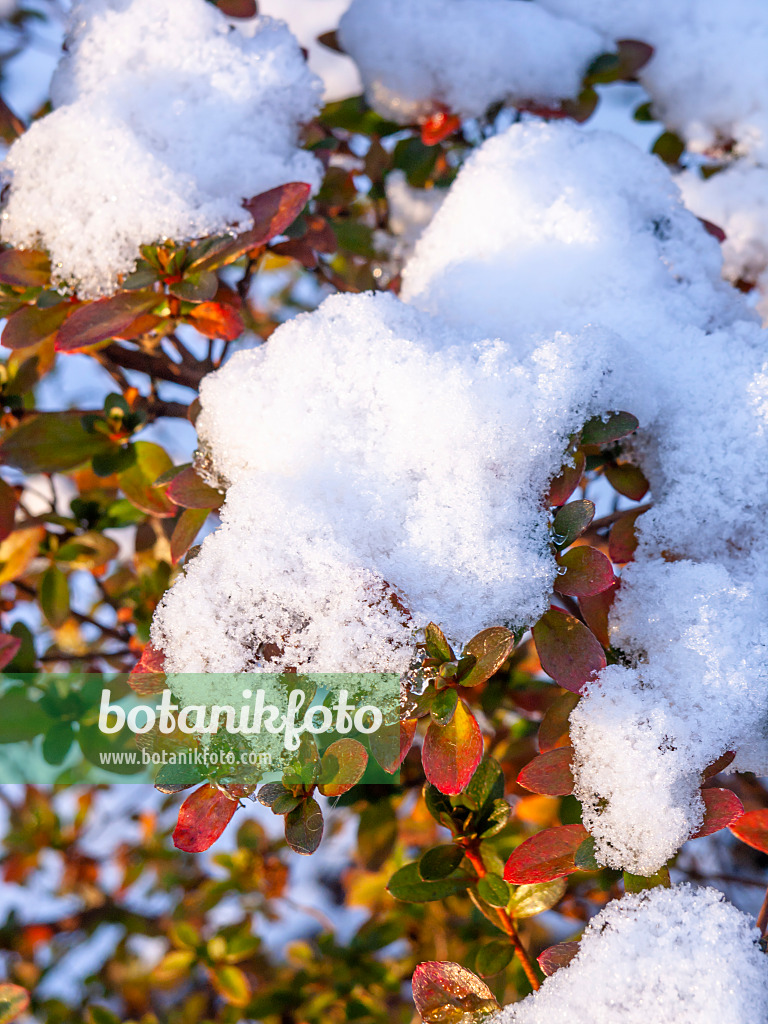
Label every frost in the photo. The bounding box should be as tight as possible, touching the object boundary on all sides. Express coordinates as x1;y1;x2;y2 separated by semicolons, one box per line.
402;121;768;872
338;0;606;123
0;0;323;297
498;886;768;1024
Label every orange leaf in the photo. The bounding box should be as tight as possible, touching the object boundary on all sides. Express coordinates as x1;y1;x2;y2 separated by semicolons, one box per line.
173;784;238;852
187;302;244;341
421;110;462;146
729;808;768;853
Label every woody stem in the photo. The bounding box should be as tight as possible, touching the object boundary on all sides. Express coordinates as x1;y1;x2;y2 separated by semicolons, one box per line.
462;842;541;991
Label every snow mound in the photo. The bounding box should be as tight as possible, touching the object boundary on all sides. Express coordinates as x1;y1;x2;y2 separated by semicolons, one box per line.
0;0;323;297
338;0;606;123
501;886;768;1024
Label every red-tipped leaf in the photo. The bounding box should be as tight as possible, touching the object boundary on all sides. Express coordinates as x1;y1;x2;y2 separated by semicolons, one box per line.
729;808;768;853
691;788;744;839
532;608;606;693
56;291;159;351
504;824;589;884
517;746;575;796
422;700;483;795
173;784;238;852
554;546;615;597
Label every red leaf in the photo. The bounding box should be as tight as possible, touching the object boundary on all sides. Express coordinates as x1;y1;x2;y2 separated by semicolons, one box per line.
504;824;589;884
554;546;615;597
187;302;244;341
517;746;575;796
538;690;580;752
421;111;462;146
609;508;644;564
0;248;51;287
698;217;726;243
702;750;736;780
729;808;768;853
616;39;654;75
370;717;417;774
173;784;238;852
215;0;257;15
691;788;744;839
538;941;580;977
170;506;208;564
129;641;166;695
318;738;368;796
548;451;585;506
270;238;318;269
422;700;483;795
532;607;606;693
2;303;71;351
56;291;159;351
0;477;18;542
0;632;21;670
412;963;498;1020
578;583;617;649
166;466;223;509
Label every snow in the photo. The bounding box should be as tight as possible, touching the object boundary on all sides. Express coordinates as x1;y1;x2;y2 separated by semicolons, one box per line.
0;0;323;297
499;885;768;1024
152;291;606;673
382;171;446;262
338;0;606;123
402;121;768;873
257;0;361;102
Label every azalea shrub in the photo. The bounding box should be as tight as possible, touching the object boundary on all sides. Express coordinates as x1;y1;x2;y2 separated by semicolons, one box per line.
0;1;766;1023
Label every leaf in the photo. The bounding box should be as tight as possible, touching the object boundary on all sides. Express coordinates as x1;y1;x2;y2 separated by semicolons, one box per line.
0;984;30;1024
691;788;744;838
0;633;21;670
503;824;589;884
537;942;579;977
411;962;498;1023
623;866;671;893
532;608;606;693
186;302;244;341
653;130;685;165
425;622;454;662
508;877;567;918
475;941;513;978
616;38;654;75
168;270;218;303
554;546;615;598
578;583;617;649
56;290;159;351
0;689;51;742
459;627;515;687
548;450;585;506
604;462;649;501
729;809;768;853
357;800;397;871
369;717;417;774
193;182;311;272
0;478;17;543
422;700;483;795
257;783;289;808
581;411;638;446
609;508;644;564
40;564;70;628
0;412;114;473
419;844;464;881
118;441;176;517
465;756;504;812
0;526;44;585
573;836;600;870
171;507;208;564
387;862;471;903
538;691;580;753
42;720;75;765
166;466;224;509
212;965;251;1007
421;110;462;146
215;0;257;17
702;750;736;780
2;303;71;351
552;500;594;548
476;874;510;908
517;747;574;797
172;784;238;852
284;797;324;855
0;249;50;287
431;687;458;726
318;737;368;796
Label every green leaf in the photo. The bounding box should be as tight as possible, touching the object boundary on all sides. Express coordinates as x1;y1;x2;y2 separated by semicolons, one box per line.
212;965;251;1007
552;499;595;548
42;720;75;765
580;411;639;446
92;444;137;477
652;131;685;165
0;412;114;473
464;756;504;812
284;797;324;855
508;878;567;918
0;984;30;1024
56;290;160;351
425;621;454;663
168;270;218;303
475;941;513;978
40;564;70;628
386;861;471;903
0;688;52;742
418;844;464;881
623;866;671;893
430;686;458;726
459;627;515;687
118;441;176;517
573;836;600;870
476;873;510;908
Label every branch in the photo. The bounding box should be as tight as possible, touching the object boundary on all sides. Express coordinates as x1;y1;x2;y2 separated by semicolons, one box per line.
14;580;131;644
102;342;207;391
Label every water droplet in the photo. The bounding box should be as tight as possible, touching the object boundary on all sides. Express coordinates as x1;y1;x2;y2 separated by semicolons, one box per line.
556;564;568;575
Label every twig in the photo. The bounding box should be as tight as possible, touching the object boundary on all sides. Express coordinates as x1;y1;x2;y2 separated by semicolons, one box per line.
588;502;653;533
757;887;768;937
14;580;131;644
